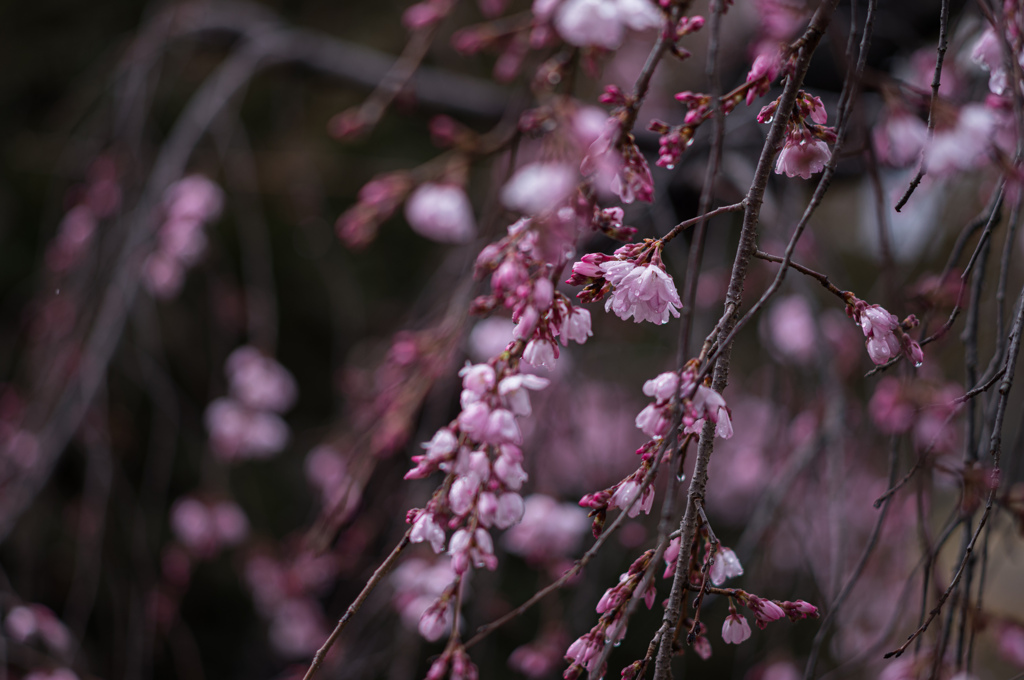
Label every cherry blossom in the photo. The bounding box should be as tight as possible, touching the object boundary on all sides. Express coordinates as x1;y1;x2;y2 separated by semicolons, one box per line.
404;183;476;243
551;0;661;49
776;139;831;179
710;547;744;586
500;162;576;215
722;610;752;644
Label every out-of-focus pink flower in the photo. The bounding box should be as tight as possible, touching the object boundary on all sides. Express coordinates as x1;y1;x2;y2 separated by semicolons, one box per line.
500;162;576;215
970;27;1023;96
509;631;567;678
503;494;588;562
211;501;249;545
878;657;919;680
402;0;446;30
572;107;612;150
144;175;223;299
391;557;455;630
709;547;743;585
552;0;661;49
171;498;216;553
204;397;291;460
142;252;185;299
925;104;996;175
998;624;1024;667
762;661;801;680
764;295;817;363
46;205;97;273
24;670;79;680
165;175;224;223
775;139;831;179
5;605;71;655
869;377;915;434
404;183;476;243
874;111;929;167
226;347;297;413
468;318;515;361
755;0;805;39
267;598;326;657
721;611;751;644
170;497;249;556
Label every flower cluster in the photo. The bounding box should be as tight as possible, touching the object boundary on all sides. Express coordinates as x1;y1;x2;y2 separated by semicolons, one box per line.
390;557;457;639
635;366;733;440
759;90;836;179
204;346;298;460
567;241;682;324
580;113;655;205
169;496;249;559
719;592;818;646
845;297;923;367
143;175;224;298
563;551;657;679
4;603;71;658
474;226;592;369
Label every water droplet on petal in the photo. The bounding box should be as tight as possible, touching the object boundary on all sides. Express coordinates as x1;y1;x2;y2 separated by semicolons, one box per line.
914;361;923;368
676;473;686;482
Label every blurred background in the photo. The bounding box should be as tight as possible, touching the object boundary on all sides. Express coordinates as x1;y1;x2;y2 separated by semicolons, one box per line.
1;0;1024;679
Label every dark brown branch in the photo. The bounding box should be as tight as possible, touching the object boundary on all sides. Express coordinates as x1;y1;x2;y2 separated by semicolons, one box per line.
653;3;840;678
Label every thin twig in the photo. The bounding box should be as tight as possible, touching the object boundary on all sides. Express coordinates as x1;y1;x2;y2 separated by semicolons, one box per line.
302;532;412;680
660;201;746;245
893;0;950;211
753;250;848;299
653;4;840;678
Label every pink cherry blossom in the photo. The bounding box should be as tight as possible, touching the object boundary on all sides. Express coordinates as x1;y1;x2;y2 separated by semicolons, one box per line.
764;295;817;363
722;612;751;644
500;162;576;215
404;183;476;243
709;547;744;585
775;139;831;179
410;511;447;553
602;263;682;324
495;492;525;528
553;0;662;49
925;104;996;175
523;338;557;369
998;624;1024;667
498;373;550;416
642;371;679;401
559;305;592;345
226;346;298;413
418;600;451;641
503;494;588;562
874;111;929;167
